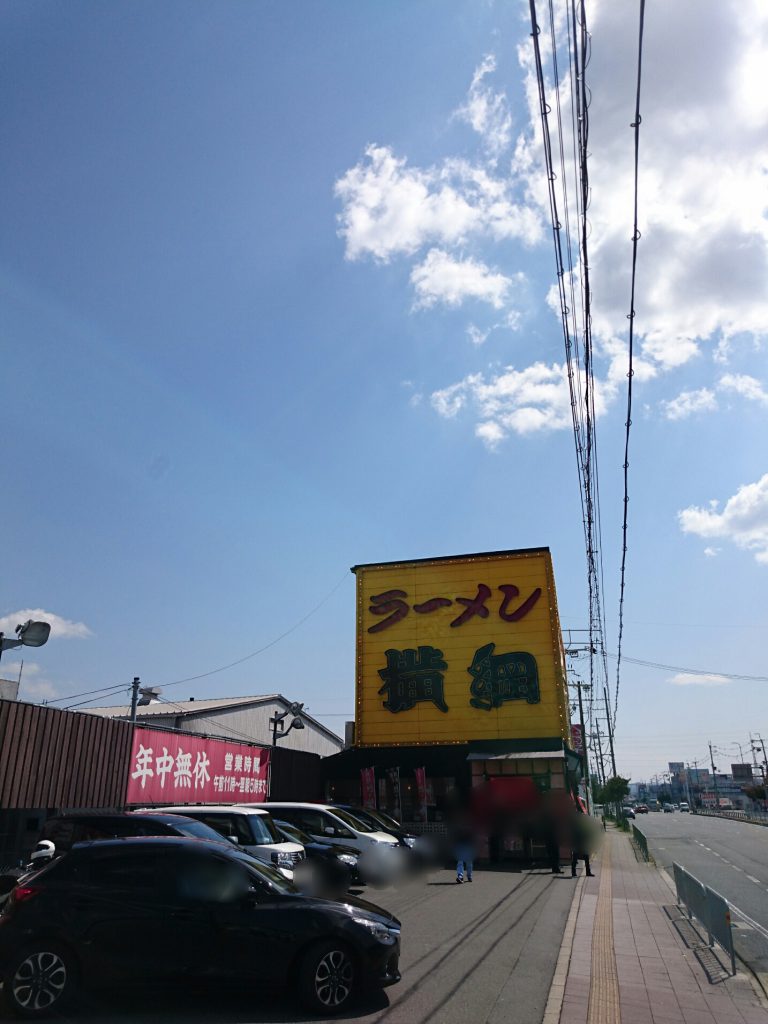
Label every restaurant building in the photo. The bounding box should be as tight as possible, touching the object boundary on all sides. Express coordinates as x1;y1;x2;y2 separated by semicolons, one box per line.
323;548;582;859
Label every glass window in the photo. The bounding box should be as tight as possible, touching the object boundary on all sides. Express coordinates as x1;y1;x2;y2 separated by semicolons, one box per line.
292;810;326;834
174;853;250;904
274;821;311;845
247;815;280;845
328;808;371;833
191;813;252;846
87;852;163;891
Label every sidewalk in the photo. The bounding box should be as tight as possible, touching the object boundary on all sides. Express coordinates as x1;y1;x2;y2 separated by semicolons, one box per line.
544;827;768;1024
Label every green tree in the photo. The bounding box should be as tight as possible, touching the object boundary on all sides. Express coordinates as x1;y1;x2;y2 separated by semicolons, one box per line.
595;776;631;807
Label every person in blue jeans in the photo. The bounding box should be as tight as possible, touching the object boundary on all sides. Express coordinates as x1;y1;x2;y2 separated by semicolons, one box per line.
454;821;474;883
456;844;473;883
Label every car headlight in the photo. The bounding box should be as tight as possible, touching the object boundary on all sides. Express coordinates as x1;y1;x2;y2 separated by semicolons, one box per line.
337;853;358;867
352;916;400;945
402;836;416;848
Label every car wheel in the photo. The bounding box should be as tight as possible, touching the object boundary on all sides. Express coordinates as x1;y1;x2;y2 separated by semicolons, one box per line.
3;944;76;1019
297;940;356;1015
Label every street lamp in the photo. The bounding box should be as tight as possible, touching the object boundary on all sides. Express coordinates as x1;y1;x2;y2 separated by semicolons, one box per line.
0;619;51;661
270;702;305;747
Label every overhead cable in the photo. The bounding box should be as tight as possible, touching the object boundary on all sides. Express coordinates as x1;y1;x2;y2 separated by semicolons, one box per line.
614;0;647;729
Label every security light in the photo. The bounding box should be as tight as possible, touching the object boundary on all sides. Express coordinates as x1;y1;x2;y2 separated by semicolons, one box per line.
0;619;51;661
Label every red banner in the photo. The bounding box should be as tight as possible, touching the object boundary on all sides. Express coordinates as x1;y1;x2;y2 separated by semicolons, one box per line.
571;724;584;755
126;727;270;805
361;767;376;809
414;766;428;822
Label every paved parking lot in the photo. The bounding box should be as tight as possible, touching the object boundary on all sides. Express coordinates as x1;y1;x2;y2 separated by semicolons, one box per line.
13;866;575;1024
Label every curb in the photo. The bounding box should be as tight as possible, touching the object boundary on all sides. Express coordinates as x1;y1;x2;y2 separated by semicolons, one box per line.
542;868;588;1024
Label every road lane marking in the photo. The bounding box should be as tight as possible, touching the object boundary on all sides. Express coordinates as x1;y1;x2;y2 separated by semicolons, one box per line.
731;905;768;942
748;875;761;884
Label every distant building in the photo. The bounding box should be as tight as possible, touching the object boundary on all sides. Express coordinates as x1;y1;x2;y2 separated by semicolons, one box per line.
0;679;19;701
84;694;343;758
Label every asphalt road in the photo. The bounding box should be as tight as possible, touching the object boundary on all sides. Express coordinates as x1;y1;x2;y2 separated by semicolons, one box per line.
637;812;768;927
5;867;575;1024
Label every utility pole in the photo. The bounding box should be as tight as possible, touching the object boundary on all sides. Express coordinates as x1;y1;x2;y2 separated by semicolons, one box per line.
709;742;720;809
603;684;618;779
756;735;768;781
571;676;592;813
129;677;141;723
594;720;607;787
683;765;693;808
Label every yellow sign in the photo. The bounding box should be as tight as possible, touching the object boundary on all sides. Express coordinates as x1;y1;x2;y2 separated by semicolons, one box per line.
353;549;570;747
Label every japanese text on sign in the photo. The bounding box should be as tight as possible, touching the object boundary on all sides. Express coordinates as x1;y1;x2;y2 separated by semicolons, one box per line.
126;727;270;805
354;550;569;747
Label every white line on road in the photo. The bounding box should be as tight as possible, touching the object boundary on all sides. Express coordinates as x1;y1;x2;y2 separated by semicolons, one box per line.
747;875;761;884
730;905;768;942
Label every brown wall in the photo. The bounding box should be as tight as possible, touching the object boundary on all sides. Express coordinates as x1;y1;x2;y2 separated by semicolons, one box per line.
0;699;132;810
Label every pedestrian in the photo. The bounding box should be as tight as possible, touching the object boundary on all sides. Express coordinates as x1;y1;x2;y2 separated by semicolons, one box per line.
570;805;594;878
454;820;474;883
601;812;606;831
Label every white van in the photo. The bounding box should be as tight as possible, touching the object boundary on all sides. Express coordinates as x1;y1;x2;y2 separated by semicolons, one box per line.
261;802;400;855
160;805;304;878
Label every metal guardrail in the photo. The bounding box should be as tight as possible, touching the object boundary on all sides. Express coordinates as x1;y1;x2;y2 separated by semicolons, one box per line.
672;861;736;975
696;809;768;827
632;824;649;861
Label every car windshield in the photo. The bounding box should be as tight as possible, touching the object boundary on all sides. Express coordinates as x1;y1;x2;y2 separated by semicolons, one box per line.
166;818;229;844
276;821;311;845
249;814;282;844
228;848;298;894
368;810;400;831
331;808;374;832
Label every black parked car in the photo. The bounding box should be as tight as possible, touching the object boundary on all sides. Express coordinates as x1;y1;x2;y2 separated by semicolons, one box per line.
37;812;234;852
273;819;361;892
0;837;401;1018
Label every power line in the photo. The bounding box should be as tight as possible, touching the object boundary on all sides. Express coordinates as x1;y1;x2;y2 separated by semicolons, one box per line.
153;570;349;692
49;570;349;710
605;651;768;683
614;0;647;730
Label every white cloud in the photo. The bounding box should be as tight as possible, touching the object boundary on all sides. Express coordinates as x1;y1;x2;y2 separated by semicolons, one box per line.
0;608;92;640
467;323;490;346
513;2;768;372
661;388;718;421
455;54;512;157
2;659;61;702
411;249;512;310
336;1;768;449
703;546;719;558
718;373;768;405
678;473;768;564
668;673;730;687
335;146;542;262
431;361;617;448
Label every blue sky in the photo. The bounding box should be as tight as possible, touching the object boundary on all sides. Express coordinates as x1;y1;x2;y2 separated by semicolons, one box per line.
2;0;766;781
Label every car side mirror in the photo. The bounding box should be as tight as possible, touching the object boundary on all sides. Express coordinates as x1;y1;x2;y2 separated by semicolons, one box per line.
226;835;239;845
